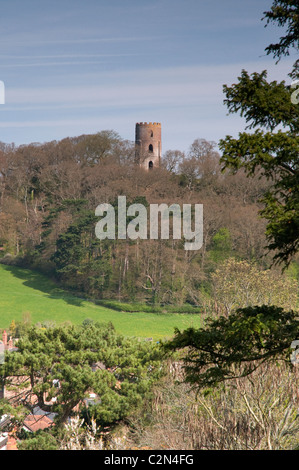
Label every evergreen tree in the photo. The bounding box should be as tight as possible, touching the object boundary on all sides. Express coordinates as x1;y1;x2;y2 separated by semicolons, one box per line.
165;1;299;389
219;69;299;267
1;322;164;429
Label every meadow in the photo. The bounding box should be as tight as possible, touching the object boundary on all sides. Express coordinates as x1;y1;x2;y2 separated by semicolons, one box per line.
0;263;202;340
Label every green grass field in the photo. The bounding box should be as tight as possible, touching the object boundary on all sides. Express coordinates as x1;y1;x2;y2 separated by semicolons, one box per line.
0;263;202;340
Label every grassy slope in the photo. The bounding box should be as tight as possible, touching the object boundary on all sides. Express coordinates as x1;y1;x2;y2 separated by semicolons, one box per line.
0;264;202;340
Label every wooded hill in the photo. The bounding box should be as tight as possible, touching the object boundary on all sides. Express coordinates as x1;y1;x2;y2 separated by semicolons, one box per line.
0;132;297;308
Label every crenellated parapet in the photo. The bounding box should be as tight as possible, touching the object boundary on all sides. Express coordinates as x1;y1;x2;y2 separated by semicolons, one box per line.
136;122;161;126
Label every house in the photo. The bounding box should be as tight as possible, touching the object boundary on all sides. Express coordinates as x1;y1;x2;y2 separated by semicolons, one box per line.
23;414;54;433
0;408;55;449
1;330;18;352
0;433;18;451
0;415;18;450
0;331;19;400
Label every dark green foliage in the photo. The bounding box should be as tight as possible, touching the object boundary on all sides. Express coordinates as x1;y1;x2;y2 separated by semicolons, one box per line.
219;70;299;267
222;69;298;131
17;431;59;450
39;199;113;295
208;227;232;264
96;299;202;314
164;2;299;393
262;0;299;78
1;322;164;428
165;305;299;390
219;3;299;267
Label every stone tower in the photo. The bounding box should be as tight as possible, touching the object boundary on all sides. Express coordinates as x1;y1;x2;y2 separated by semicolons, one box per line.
135;122;161;170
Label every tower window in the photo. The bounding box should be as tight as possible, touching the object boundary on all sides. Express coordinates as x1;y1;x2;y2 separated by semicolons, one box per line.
150;130;153;137
149;144;153;152
149;161;153;169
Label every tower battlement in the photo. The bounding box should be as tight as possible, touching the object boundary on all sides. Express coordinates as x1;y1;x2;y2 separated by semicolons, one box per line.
136;122;161;126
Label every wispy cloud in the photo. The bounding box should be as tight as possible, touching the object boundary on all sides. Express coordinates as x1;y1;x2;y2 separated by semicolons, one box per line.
0;0;293;149
1;59;139;69
0;53;141;60
0;34;157;49
5;60;293;109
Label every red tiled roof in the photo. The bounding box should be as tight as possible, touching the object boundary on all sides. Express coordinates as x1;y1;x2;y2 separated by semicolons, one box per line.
23;415;53;433
6;435;18;451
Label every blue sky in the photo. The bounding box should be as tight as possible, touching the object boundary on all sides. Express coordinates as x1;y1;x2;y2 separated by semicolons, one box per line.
0;0;295;153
